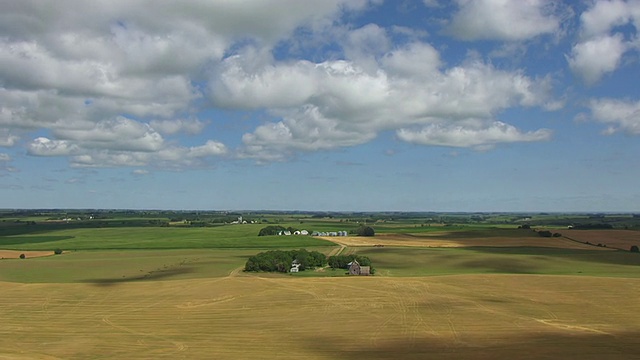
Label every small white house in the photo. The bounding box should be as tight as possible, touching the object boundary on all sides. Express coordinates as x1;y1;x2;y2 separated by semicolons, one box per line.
290;260;301;273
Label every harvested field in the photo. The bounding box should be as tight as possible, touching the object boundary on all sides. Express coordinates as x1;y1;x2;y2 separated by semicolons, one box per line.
562;230;640;251
0;250;56;260
1;275;639;359
321;233;606;250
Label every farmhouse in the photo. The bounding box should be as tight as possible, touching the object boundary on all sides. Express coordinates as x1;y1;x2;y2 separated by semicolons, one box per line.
347;260;370;276
290;260;301;273
311;231;348;237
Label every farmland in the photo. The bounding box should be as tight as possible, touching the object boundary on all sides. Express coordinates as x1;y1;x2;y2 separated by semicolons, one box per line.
1;210;640;359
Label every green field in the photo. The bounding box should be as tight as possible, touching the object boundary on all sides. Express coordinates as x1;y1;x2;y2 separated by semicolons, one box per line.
1;224;639;282
0;225;334;250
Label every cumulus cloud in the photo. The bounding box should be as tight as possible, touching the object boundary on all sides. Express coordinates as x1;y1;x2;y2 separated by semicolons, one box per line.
579;0;636;38
239;105;377;162
397;120;552;149
567;34;627;85
1;0;559;167
381;43;442;77
0;153;11;162
2;0;373;168
446;0;560;41
150;119;207;135
53;117;164;152
27;138;79;156
67;139;228;169
0;130;19;147
568;0;640;84
588;98;640;135
342;24;391;71
184;140;228;158
217;42;553;160
24;114;226;168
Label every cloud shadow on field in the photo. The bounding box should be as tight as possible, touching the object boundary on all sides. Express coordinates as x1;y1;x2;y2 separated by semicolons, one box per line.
82;266;195;287
467;246;640;267
457;258;540;274
303;332;640;360
0;235;74;246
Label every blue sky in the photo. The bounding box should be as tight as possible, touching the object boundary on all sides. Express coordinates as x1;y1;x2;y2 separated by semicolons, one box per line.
1;0;640;212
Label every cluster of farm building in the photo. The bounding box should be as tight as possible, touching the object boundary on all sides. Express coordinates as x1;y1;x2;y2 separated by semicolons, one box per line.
277;230;349;236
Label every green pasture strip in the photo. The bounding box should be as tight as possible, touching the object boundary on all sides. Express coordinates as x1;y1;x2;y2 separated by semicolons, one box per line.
0;249;250;283
354;246;640;278
406;228;540;238
0;246;340;283
374;224;516;234
0;226;334;250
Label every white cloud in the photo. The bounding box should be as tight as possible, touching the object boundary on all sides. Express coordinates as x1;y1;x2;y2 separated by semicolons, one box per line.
588;98;640;135
230;48;552;160
1;1;558;166
397;120;552;149
579;0;636;38
0;153;11;162
185;140;228;158
446;0;560;41
2;0;375;168
211;53;319;109
53;117;164;152
567;34;627;84
381;43;442;78
0;130;19;147
342;24;391;71
150;119;207;135
240;105;377;161
67;139;227;169
0;1;370;47
71;152;148;168
568;0;640;84
132;169;149;175
27;137;79;156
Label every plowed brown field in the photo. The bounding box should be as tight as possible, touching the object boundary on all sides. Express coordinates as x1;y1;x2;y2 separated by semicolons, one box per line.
562;229;640;250
1;275;639;359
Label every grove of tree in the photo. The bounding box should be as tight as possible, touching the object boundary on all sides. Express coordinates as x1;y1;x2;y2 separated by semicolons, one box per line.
244;249;326;272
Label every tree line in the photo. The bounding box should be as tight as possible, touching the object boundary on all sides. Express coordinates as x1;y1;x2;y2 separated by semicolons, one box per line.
258;225;298;236
244;250;376;274
244;249;326;272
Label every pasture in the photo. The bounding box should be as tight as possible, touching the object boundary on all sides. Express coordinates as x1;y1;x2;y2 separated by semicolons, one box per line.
2;217;640;358
0;225;334;250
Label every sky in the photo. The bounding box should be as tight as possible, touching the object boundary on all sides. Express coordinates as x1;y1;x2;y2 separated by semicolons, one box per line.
1;0;640;212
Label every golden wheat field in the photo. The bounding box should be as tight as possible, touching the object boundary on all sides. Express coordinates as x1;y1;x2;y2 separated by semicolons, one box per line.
322;233;606;250
0;250;56;260
2;274;640;359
